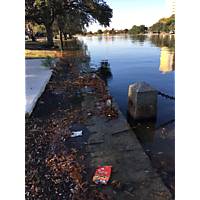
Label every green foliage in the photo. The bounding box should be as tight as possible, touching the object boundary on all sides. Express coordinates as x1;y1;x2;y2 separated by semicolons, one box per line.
148;22;164;33
123;29;129;33
87;31;93;35
33;24;46;35
41;55;57;69
128;25;147;35
25;0;113;45
97;29;103;34
148;14;175;33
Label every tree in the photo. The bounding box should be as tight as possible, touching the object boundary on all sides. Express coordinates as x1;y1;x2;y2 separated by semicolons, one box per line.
97;29;103;34
123;29;129;33
138;25;147;33
128;25;139;34
33;24;46;36
148;22;163;33
87;31;93;35
54;9;90;50
103;29;109;34
148;14;175;33
25;0;113;46
162;15;175;32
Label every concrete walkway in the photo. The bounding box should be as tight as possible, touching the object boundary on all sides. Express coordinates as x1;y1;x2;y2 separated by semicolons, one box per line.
25;59;52;117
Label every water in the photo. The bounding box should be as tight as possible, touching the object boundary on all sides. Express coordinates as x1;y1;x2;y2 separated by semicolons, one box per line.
78;35;175;196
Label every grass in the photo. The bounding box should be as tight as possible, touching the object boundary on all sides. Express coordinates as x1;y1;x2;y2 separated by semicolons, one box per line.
25;50;58;59
25;38;79;59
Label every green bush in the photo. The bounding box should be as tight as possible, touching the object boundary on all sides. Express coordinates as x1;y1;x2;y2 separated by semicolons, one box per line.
41;55;57;69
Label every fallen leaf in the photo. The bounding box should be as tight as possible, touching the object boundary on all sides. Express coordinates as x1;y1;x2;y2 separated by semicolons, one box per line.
160;192;163;195
117;182;120;189
70;170;82;182
80;155;85;160
158;152;163;154
71;147;78;153
111;180;118;184
153;173;159;175
161;171;168;175
125;191;134;196
113;191;116;194
113;167;117;172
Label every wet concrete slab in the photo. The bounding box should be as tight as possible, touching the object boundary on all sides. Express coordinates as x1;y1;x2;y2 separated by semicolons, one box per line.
85;107;173;199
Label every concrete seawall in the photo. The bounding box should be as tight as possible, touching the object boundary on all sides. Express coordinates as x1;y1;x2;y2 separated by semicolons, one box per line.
85;102;173;199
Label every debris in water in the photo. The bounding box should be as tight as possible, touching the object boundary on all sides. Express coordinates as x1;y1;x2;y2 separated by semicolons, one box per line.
71;130;83;137
106;99;111;106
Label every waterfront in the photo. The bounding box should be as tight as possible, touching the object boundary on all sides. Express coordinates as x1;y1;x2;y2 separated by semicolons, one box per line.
78;34;175;196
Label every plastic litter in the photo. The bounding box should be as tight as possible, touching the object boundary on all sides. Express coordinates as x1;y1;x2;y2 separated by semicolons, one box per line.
93;74;97;78
106;99;111;106
93;166;112;185
71;130;83;137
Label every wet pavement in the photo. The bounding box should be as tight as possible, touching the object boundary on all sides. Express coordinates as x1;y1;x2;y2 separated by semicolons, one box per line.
84;108;173;199
25;53;173;199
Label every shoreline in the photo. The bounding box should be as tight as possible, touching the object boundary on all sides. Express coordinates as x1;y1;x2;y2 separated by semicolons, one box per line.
25;51;174;199
75;33;175;37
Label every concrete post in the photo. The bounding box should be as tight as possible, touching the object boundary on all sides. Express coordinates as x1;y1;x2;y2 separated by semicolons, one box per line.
127;81;158;120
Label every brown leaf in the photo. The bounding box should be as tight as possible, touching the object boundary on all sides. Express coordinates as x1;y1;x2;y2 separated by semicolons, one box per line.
125;191;134;197
70;170;82;182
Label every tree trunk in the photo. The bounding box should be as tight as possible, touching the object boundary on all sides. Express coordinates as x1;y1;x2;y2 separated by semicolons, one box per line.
59;29;64;52
68;33;72;39
45;23;54;46
63;32;67;40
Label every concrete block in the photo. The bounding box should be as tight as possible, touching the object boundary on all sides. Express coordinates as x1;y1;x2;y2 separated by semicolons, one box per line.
127;81;158;120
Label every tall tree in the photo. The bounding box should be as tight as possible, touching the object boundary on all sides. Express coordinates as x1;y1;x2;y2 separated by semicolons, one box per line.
25;0;113;46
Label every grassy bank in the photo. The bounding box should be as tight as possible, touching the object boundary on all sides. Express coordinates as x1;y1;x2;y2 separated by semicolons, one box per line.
25;38;79;59
25;50;59;59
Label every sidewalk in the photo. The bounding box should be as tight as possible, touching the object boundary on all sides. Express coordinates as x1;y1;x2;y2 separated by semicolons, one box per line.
25;59;52;117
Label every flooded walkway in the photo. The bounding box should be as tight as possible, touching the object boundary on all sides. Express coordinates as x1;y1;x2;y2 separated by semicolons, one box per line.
83;108;173;199
25;51;173;199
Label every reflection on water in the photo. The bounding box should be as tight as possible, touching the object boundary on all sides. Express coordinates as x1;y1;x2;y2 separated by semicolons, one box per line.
96;60;113;86
76;35;175;198
159;47;175;74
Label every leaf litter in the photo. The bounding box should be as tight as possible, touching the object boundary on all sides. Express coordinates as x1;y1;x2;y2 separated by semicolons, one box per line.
25;52;117;199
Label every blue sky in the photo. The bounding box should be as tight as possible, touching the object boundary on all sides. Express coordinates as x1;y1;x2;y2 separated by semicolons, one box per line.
87;0;174;32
